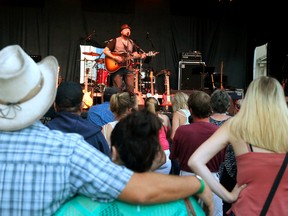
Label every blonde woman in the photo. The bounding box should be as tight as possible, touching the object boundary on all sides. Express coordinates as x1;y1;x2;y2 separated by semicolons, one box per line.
189;76;288;215
102;92;138;147
170;91;190;140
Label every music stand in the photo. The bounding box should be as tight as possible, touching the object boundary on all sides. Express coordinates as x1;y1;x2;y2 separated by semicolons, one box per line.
189;65;214;89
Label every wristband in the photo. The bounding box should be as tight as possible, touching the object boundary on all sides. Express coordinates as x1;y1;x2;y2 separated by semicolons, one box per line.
195;175;205;195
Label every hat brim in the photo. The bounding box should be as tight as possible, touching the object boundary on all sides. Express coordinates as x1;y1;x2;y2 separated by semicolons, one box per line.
0;56;58;131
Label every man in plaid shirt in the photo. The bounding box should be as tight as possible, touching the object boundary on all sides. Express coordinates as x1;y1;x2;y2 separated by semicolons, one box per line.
0;44;214;216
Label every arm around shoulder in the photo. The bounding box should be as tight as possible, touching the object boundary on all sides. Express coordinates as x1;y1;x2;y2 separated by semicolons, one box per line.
118;172;214;215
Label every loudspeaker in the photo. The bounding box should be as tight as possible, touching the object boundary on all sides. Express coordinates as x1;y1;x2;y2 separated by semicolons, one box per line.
178;61;205;90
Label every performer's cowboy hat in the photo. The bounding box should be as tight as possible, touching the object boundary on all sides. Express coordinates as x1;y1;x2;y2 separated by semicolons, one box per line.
0;45;58;131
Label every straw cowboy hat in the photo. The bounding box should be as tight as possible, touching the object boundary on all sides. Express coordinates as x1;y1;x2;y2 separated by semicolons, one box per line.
0;45;58;131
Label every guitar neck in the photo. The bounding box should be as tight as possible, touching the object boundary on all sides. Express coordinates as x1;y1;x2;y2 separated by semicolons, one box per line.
220;61;224;89
150;71;154;95
134;69;139;92
211;74;216;89
85;68;89;91
166;74;170;96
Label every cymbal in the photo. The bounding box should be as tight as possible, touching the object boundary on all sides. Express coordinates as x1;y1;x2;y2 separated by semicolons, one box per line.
82;51;100;56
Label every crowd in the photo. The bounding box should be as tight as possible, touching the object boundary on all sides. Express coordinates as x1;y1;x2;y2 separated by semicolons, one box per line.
1;42;288;216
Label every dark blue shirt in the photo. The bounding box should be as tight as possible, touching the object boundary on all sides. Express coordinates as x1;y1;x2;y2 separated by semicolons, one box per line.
87;102;115;127
46;111;110;157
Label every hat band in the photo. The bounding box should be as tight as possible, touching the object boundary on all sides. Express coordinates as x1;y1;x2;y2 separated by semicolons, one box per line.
0;73;44;105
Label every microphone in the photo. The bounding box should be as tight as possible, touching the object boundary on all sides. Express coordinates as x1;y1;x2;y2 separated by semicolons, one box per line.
146;32;149;40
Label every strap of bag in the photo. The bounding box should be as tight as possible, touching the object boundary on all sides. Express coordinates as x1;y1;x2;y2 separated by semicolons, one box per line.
184;197;196;216
260;153;288;216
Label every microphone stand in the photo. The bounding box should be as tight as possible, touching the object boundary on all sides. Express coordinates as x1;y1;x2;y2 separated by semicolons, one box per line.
146;34;155;50
129;39;146;54
82;31;96;43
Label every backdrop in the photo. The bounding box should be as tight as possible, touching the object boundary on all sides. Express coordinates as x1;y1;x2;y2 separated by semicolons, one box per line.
0;0;286;92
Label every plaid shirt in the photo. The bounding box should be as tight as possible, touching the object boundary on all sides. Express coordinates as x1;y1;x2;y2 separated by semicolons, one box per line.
0;121;133;216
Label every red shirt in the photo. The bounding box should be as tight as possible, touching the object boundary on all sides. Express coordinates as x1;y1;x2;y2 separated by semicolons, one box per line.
229;152;288;216
170;122;225;172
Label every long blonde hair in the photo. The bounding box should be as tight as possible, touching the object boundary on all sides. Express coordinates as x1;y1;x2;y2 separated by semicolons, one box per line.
172;91;189;112
228;76;288;152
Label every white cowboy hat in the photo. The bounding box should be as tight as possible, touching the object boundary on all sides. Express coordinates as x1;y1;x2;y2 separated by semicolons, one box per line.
0;45;58;131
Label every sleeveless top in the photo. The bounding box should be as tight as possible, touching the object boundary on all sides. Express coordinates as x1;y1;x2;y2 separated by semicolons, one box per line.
229;147;288;215
177;109;190;125
158;126;170;151
102;121;118;141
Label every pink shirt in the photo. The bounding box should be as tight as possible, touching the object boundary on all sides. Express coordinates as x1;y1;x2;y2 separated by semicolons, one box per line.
158;126;170;150
229;152;288;215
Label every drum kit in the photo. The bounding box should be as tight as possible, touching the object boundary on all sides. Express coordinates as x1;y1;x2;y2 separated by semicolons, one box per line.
82;51;156;94
82;51;109;92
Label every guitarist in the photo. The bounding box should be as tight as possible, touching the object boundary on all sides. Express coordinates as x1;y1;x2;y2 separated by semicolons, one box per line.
103;23;146;94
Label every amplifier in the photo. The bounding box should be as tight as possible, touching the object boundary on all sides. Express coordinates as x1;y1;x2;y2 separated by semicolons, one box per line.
181;51;202;62
178;61;206;90
226;89;244;100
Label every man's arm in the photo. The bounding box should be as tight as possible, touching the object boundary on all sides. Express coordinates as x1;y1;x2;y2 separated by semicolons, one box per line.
118;172;214;215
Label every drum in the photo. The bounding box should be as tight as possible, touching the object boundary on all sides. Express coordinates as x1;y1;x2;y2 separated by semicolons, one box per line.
140;71;146;79
96;69;109;85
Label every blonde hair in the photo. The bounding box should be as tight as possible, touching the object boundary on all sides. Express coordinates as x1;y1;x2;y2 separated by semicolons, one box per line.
144;97;160;114
172;92;189;112
228;76;288;152
110;92;137;118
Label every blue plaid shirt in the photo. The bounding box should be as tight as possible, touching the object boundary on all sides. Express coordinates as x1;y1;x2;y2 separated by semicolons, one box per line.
0;121;133;215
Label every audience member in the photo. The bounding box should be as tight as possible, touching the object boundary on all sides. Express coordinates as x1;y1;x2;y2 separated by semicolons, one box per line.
87;86;118;127
0;44;214;215
170;91;190;140
189;76;288;215
209;89;231;126
145;96;172;174
170;90;226;216
46;81;110;157
169;91;190;175
55;109;206;216
102;91;138;147
209;89;235;215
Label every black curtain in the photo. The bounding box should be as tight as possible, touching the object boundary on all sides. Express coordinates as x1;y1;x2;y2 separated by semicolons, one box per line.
1;0;284;91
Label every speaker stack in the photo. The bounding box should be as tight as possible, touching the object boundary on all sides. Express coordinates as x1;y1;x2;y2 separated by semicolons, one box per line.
178;51;215;91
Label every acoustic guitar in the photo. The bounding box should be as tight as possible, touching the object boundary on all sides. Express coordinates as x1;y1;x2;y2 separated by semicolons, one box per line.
82;68;93;109
105;51;159;74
